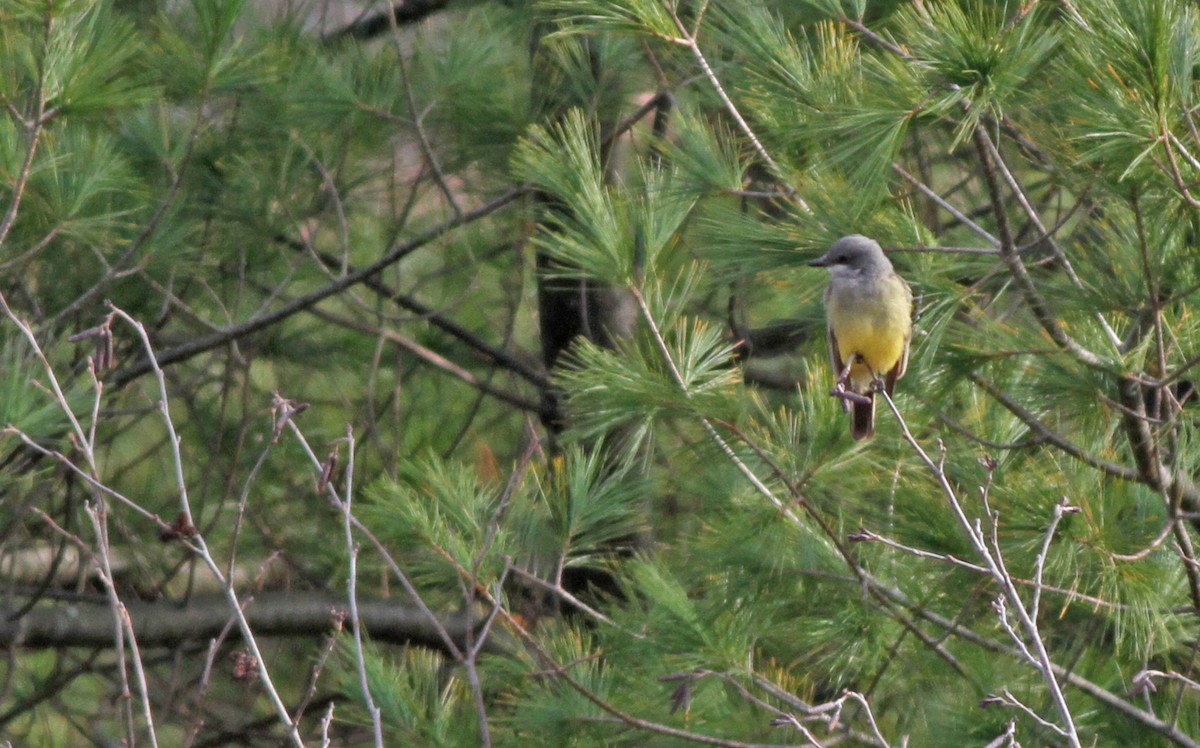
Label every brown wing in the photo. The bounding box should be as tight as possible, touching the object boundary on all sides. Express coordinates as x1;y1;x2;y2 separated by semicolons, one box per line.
824;284;844;375
827;326;851;412
884;357;904;397
884;334;909;396
884;275;915;396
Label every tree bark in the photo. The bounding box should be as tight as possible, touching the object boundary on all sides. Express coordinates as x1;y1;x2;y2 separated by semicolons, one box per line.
1;592;503;654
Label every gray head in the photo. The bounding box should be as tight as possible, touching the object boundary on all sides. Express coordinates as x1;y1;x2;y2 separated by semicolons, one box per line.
807;235;892;279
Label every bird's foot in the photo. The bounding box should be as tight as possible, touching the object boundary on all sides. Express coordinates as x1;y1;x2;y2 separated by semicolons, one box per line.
829;382;872;406
829;355;872;405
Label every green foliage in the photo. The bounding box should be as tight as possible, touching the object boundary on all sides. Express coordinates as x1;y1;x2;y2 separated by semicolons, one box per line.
0;341;78;440
29;129;140;239
339;641;481;746
532;444;648;568
556;316;740;453
154;0;268;95
364;455;507;590
514;111;627;280
7;0;1200;745
537;0;680;41
365;443;652;593
514;110;704;287
412;10;532;169
41;3;155;115
895;1;1058;144
499;623;613;742
1059;0;1200;183
659;108;746;192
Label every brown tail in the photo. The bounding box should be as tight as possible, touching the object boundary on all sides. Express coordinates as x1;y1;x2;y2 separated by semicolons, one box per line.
851;393;874;440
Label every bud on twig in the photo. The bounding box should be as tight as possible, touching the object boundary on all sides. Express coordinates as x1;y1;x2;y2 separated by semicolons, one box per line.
159;511;197;543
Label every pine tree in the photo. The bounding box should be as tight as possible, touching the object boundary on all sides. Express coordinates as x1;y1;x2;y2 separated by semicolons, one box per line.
2;0;1200;745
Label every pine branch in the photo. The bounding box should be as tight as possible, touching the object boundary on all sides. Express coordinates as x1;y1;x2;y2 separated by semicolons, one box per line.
0;592;501;654
972;128;1109;372
286;236;551;389
326;0;453;41
110;186;527;388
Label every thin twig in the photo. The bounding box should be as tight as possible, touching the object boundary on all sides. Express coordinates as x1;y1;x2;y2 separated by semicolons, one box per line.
336;426;384;747
112;186;527;387
0;293;98;473
892;163;1000;247
663;2;810;214
386;15;462;217
972;128;1109;371
42;498;159;748
0;39;47;252
108;308;305;748
853;526;1117;610
1133;669;1200;695
282;413;465;660
507;563;624;630
1031;498;1078;622
975;125;1122;350
982;689;1069;737
302;306;545;414
839;691;891;747
854;571;1200;747
2;429;173;530
878;389;1081;747
291;616;345;735
968;373;1139;480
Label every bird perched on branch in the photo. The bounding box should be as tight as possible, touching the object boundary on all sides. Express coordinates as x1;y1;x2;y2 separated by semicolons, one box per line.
808;235;913;440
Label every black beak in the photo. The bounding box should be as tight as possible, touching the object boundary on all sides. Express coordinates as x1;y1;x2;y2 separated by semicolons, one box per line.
807;255;829;267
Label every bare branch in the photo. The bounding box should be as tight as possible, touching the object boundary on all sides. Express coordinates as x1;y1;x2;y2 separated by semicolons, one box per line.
663;2;810;214
334;426;384;748
0;592;495;652
972;128;1109;371
326;0;450;41
111;186;527;387
878;390;1081;746
105;308;304;748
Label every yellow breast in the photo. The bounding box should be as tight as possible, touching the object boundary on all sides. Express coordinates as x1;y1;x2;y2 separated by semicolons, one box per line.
827;276;911;391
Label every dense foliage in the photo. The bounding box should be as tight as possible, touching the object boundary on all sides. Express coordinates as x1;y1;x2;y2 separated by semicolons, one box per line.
3;0;1200;745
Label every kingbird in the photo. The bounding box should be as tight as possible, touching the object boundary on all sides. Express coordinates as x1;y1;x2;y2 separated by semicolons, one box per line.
808;235;913;440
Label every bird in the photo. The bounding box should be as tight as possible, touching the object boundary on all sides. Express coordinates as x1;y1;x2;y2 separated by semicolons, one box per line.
808;235;913;440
